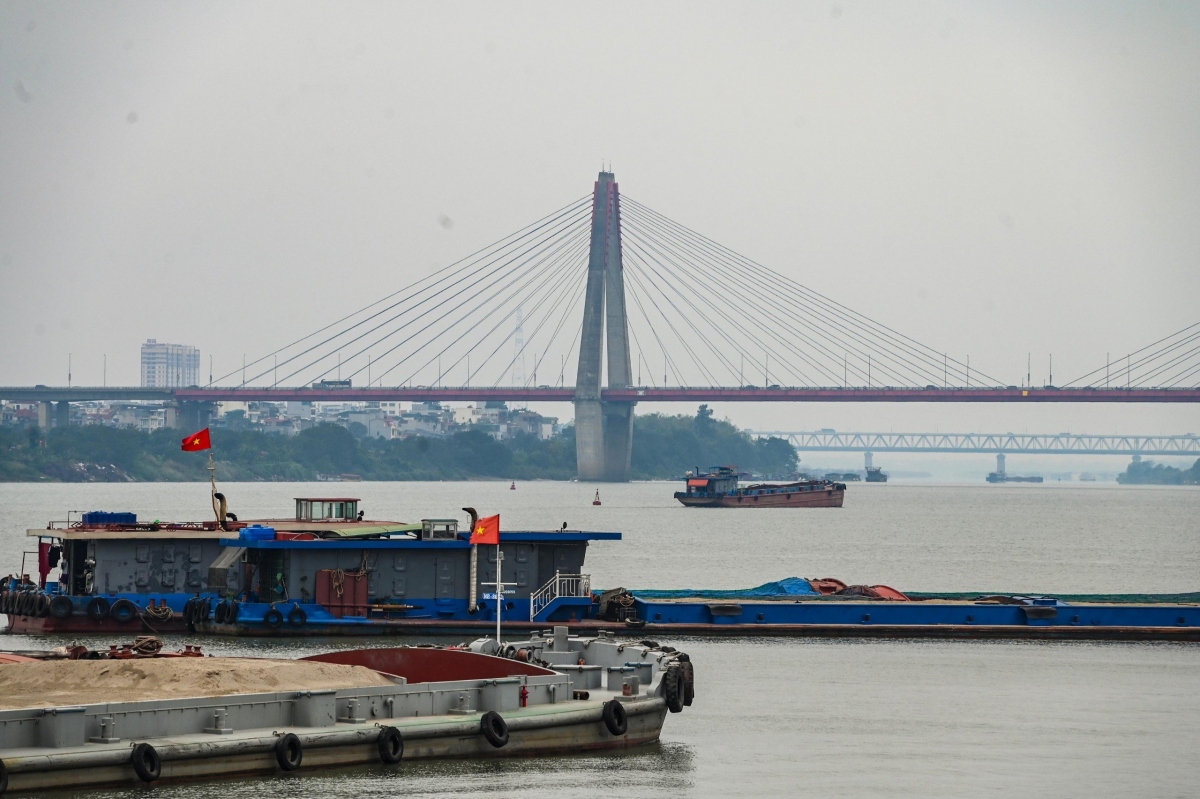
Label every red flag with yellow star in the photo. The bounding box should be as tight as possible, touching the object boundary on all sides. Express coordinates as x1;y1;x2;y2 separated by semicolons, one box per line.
181;428;211;452
470;514;500;545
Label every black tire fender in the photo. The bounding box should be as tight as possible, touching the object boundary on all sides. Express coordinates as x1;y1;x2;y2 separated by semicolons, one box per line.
0;756;8;793
36;594;50;617
377;726;403;764
49;595;74;620
86;596;110;621
602;699;628;736
131;742;161;783
663;666;685;713
111;599;137;624
681;659;695;706
287;606;307;626
480;710;509;748
214;600;228;625
264;607;284;628
226;600;239;624
275;732;302;771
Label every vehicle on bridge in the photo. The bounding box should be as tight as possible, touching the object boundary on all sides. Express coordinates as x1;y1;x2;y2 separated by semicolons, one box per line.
673;466;846;508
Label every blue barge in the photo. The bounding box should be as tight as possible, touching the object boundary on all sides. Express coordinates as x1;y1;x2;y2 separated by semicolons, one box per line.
3;495;1198;641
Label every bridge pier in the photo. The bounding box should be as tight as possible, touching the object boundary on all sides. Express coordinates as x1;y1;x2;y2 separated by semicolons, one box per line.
574;171;635;482
37;401;70;429
172;401;214;431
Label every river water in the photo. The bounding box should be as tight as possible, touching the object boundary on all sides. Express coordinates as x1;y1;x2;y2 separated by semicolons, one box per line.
2;481;1198;797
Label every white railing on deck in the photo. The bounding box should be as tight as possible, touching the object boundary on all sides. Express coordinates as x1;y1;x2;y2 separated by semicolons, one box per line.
530;572;591;620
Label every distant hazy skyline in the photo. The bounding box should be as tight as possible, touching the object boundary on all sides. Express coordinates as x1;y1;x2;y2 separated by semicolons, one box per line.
2;1;1197;439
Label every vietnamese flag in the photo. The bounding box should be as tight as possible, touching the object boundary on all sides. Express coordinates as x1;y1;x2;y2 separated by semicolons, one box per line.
181;428;212;452
470;514;500;545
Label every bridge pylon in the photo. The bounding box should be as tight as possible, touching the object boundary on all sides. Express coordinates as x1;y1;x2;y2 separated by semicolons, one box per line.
575;171;635;481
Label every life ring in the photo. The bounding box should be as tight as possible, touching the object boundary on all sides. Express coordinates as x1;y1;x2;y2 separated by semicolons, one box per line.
275;733;303;771
264;607;284;629
287;606;307;626
131;742;161;782
377;726;404;764
480;710;509;748
602;699;628;736
49;595;74;620
111;599;138;624
86;596;111;621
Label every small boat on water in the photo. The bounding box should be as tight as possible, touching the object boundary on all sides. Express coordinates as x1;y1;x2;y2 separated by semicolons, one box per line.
0;629;692;793
674;466;846;508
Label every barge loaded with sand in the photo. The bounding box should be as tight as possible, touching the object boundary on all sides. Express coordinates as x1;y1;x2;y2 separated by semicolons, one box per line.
4;492;1199;641
0;629;692;793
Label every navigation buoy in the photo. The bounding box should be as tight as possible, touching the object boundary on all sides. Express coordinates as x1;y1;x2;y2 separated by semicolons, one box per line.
592;490;602;506
510;481;516;491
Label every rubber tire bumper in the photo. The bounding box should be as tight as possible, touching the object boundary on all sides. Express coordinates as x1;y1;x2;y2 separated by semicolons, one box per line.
602;699;628;736
49;595;74;620
87;596;111;621
377;726;404;764
111;599;138;624
0;756;8;793
664;667;685;713
214;600;228;624
680;658;695;706
225;600;239;623
131;743;161;783
288;606;307;626
275;733;303;771
480;711;509;748
264;608;284;628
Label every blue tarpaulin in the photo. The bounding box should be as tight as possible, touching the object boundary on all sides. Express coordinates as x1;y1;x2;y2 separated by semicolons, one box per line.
629;577;819;599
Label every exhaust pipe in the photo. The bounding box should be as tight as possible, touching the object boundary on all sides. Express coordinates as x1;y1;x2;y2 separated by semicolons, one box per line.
463;507;479;611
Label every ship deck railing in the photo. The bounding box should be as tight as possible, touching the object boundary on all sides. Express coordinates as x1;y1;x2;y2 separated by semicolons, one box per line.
530;572;592;621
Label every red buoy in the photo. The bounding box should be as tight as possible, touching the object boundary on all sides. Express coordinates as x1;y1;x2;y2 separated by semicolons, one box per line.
592;490;602;506
510;481;516;490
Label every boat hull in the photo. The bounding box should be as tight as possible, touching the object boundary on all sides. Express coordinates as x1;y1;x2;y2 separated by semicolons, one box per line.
674;488;844;507
1;702;667;793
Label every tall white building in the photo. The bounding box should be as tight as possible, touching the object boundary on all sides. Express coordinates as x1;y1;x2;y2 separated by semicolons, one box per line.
140;339;200;387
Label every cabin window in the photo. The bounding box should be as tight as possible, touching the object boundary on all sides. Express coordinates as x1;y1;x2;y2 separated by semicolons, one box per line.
295;499;359;521
421;519;459;541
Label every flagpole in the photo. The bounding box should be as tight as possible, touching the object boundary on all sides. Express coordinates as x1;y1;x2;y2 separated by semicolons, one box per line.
495;544;503;644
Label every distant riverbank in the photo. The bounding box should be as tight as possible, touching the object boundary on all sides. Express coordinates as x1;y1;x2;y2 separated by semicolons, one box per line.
1116;456;1200;486
0;406;796;483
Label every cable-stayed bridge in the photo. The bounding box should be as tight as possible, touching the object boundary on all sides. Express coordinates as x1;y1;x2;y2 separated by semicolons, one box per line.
750;430;1200;456
4;171;1199;479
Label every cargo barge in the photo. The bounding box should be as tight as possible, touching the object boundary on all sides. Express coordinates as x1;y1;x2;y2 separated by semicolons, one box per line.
675;466;845;508
0;629;690;793
4;492;1197;641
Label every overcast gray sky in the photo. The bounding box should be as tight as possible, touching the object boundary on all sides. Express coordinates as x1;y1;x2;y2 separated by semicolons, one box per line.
2;1;1198;442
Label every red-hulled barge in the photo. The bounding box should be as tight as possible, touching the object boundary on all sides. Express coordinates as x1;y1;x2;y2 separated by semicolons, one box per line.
674;466;845;508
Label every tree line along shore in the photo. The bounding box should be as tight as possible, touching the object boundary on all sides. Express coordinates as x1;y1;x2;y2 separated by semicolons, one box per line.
0;406;798;483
